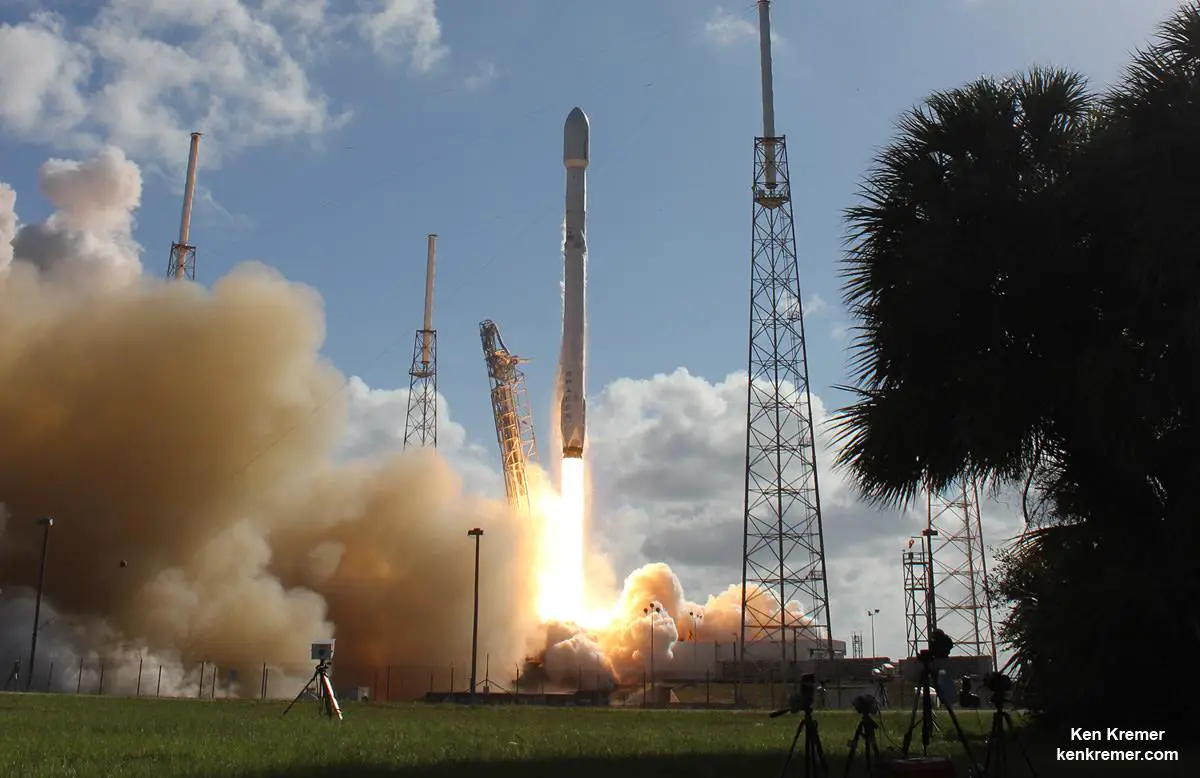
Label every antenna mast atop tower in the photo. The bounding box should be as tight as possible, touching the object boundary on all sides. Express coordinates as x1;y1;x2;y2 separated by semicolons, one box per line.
738;0;834;687
403;235;439;449
166;132;202;281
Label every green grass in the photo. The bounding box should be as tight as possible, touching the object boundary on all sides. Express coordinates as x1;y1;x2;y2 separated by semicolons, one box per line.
0;693;1192;777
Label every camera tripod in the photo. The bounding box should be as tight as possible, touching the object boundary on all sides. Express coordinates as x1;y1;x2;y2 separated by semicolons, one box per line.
842;705;881;778
771;693;829;778
979;689;1037;777
281;660;342;721
901;649;978;768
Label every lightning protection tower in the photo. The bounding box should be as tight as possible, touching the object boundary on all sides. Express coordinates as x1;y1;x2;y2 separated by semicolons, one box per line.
403;234;439;450
925;478;998;665
739;0;834;685
902;536;931;658
166;132;202;281
480;320;539;515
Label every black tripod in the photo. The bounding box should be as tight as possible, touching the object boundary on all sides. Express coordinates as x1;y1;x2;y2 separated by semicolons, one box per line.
842;698;881;778
771;676;829;778
901;647;978;769
980;680;1037;777
281;660;342;721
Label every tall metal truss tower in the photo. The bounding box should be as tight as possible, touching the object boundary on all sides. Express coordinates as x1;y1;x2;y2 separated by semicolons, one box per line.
739;0;834;678
403;234;439;450
480;320;539;514
926;478;998;663
902;537;931;658
166;132;202;281
851;632;864;659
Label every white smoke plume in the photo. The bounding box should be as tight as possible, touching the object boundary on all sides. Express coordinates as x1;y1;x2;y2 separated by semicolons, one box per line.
0;149;539;697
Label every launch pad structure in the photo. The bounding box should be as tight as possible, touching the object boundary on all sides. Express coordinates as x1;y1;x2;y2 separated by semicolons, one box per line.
902;478;998;664
166;132;202;281
738;0;834;686
404;235;439;450
480;320;540;515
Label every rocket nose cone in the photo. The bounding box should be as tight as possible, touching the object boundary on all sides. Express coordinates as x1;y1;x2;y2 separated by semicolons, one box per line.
564;107;589;168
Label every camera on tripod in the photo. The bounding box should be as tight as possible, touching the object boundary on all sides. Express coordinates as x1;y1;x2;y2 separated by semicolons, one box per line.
852;693;879;717
983;671;1012;696
775;672;818;716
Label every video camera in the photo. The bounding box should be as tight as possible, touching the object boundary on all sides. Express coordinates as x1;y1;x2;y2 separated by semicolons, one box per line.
983;671;1012;696
770;673;818;717
852;693;879;717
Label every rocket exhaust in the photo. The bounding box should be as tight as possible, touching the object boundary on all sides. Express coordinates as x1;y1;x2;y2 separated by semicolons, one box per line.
559;107;589;461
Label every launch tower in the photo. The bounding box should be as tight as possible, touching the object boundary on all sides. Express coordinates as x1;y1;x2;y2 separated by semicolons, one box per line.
166;132;202;281
924;479;998;663
738;0;834;680
480;320;540;514
403;235;439;450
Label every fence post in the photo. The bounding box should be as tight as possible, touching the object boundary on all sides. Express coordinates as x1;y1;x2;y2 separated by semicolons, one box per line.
98;661;105;695
261;663;267;700
385;666;391;702
210;665;217;699
157;665;163;697
76;657;83;694
45;661;53;693
136;655;143;696
197;662;205;698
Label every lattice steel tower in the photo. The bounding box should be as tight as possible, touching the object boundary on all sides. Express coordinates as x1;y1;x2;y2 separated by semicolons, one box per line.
902;536;931;658
926;478;997;663
166;132;202;281
403;234;439;449
739;0;834;678
480;320;539;514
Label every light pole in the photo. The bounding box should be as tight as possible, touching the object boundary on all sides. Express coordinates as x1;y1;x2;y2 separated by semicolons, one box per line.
27;516;54;692
467;528;484;705
643;602;661;701
688;610;703;664
867;608;880;659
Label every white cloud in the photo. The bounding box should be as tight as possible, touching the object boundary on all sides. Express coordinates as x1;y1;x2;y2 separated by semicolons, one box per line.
358;0;448;73
704;6;784;49
0;0;450;169
464;61;498;91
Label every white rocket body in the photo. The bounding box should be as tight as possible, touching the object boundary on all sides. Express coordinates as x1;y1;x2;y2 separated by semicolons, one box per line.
559;107;589;459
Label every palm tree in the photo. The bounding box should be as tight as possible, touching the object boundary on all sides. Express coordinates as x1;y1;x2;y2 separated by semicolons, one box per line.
833;67;1095;507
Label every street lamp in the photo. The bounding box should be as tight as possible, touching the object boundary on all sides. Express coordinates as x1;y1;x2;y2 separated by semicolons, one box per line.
643;602;662;700
867;608;880;659
467;528;484;705
27;516;54;692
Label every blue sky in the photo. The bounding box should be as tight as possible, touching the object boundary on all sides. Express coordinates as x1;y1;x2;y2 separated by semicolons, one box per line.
0;0;1186;659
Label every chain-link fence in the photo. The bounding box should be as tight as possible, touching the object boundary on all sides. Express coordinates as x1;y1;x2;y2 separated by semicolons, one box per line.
2;652;917;710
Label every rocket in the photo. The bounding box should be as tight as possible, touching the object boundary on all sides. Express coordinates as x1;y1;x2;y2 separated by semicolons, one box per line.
559;107;589;459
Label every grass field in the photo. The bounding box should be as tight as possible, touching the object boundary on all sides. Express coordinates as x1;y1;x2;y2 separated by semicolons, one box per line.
0;693;1192;777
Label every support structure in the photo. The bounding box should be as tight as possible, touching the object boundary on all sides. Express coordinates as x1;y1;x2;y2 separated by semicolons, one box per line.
851;632;864;659
403;235;439;450
925;478;998;664
480;320;539;514
166;132;202;281
739;0;833;685
902;538;931;658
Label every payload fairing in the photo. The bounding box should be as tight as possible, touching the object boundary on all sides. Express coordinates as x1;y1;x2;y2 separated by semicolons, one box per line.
559;107;589;459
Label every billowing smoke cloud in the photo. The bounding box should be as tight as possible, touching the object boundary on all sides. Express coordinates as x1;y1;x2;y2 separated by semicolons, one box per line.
0;150;538;697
